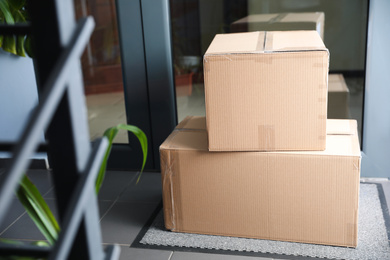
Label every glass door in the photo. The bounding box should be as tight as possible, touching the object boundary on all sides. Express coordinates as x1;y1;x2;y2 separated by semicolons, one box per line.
74;0;129;143
75;0;176;171
170;0;368;144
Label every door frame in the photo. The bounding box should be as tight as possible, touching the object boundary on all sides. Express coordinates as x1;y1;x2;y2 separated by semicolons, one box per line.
111;0;176;171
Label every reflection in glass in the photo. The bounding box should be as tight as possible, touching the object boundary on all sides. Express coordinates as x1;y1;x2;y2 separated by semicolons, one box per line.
74;0;128;143
171;0;367;143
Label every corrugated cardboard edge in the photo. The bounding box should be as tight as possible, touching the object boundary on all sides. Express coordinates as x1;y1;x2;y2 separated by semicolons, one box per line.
176;116;193;129
204;30;329;57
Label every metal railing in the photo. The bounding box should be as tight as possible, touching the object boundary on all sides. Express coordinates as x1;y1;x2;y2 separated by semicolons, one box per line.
0;1;119;259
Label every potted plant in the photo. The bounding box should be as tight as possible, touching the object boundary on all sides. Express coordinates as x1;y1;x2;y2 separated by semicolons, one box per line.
174;61;194;97
0;0;32;57
0;0;42;155
1;124;147;255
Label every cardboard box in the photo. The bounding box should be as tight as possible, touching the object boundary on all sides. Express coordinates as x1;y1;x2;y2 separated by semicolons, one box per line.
230;12;325;40
328;74;350;119
160;116;360;247
204;31;329;151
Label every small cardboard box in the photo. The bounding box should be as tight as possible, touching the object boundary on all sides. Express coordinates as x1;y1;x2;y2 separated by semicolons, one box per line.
204;31;329;151
328;74;350;119
160;116;360;247
231;12;325;40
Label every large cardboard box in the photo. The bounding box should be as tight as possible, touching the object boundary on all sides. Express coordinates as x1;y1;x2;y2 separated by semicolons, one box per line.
231;12;325;40
328;74;350;119
204;31;329;151
160;116;361;247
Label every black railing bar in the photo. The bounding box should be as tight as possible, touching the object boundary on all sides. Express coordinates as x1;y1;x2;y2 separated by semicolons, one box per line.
0;17;95;225
49;137;108;260
0;23;32;35
104;245;121;260
0;242;50;257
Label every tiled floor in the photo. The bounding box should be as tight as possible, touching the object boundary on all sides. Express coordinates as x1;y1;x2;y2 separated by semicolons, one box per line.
1;169;389;259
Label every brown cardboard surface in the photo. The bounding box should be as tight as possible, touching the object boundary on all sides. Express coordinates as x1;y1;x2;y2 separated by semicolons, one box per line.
176;116;207;131
160;117;360;247
231;12;325;40
204;31;329;151
328;74;350;119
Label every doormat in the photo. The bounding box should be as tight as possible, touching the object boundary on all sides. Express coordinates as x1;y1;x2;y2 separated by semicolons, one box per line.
132;184;390;260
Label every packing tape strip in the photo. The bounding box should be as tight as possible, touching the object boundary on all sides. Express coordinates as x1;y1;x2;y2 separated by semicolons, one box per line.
161;149;177;231
255;31;266;52
268;13;288;24
264;31;274;52
258;125;275;151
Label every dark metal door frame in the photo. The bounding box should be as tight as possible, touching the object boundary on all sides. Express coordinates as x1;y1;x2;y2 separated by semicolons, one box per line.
112;0;177;171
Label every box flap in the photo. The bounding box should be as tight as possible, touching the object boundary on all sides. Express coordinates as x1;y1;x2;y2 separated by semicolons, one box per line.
205;31;264;54
232;12;323;24
160;130;208;151
264;31;326;52
282;12;323;23
327;119;357;135
162;117;360;157
176;116;207;130
328;74;350;92
205;30;327;55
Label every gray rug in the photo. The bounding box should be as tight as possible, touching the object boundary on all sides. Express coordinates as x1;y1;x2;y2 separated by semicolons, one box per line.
137;184;390;259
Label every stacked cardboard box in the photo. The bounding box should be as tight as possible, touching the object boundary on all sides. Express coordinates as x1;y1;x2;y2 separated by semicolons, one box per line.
204;31;328;151
160;31;361;247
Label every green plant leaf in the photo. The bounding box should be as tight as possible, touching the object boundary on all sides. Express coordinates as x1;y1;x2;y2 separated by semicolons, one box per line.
32;240;50;247
16;35;25;56
16;175;60;245
0;0;15;24
95;127;119;194
24;34;33;57
0;238;48;259
0;35;3;47
2;35;16;54
7;0;25;11
95;125;147;193
12;9;26;56
116;124;148;183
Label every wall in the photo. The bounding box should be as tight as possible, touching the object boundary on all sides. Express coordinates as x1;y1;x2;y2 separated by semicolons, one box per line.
361;0;390;178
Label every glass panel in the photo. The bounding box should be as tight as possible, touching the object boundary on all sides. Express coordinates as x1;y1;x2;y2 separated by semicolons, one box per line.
171;0;367;143
74;0;128;143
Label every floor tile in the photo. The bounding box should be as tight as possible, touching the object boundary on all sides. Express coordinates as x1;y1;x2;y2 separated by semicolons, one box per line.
98;171;137;201
99;201;115;220
100;201;158;245
118;172;162;203
171;251;274;260
118;246;172;260
25;169;53;195
0;199;58;241
0;199;26;235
